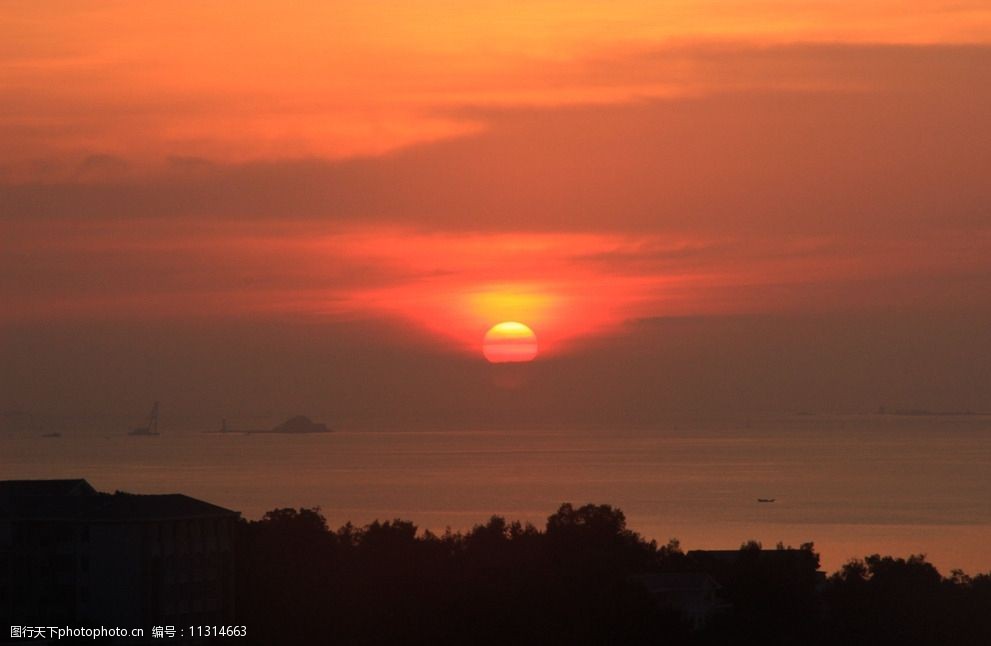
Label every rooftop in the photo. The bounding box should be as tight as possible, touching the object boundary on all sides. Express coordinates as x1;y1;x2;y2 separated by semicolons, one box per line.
0;479;96;497
688;549;816;563
0;479;238;522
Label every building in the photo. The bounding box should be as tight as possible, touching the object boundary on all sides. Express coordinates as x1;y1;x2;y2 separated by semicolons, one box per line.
0;479;239;640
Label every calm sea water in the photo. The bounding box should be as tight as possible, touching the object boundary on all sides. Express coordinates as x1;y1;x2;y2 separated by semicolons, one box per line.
3;415;990;574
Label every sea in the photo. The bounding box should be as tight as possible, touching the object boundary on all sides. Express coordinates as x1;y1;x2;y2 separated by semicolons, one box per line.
3;414;990;574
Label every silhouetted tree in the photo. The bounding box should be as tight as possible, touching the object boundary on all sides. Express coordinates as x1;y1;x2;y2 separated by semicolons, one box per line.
232;504;991;646
823;554;962;645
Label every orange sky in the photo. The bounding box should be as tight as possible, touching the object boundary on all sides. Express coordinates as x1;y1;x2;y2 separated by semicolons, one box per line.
2;1;991;405
3;1;990;172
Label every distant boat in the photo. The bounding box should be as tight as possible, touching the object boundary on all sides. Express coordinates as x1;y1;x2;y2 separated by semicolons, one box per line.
40;432;61;438
128;401;160;436
757;498;776;503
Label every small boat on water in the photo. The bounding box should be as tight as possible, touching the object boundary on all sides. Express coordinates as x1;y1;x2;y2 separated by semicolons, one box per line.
128;401;160;436
757;498;776;503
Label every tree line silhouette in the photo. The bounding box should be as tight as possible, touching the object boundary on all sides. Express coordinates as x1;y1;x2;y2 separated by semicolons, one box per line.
234;503;991;645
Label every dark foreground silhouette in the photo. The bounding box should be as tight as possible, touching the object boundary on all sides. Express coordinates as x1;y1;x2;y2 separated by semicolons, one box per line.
236;504;991;646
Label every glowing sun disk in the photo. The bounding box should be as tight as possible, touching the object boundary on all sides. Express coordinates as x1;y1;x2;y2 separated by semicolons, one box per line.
483;321;538;363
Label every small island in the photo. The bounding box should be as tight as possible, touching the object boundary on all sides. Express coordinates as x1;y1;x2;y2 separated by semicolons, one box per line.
267;415;331;434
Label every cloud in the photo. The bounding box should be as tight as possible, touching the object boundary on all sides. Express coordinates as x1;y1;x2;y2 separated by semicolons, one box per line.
2;43;989;371
3;44;989;238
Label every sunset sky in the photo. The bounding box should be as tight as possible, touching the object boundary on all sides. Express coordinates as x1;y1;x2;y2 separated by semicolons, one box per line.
2;2;990;429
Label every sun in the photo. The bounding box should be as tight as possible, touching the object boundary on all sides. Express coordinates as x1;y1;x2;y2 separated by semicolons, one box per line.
483;322;538;363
